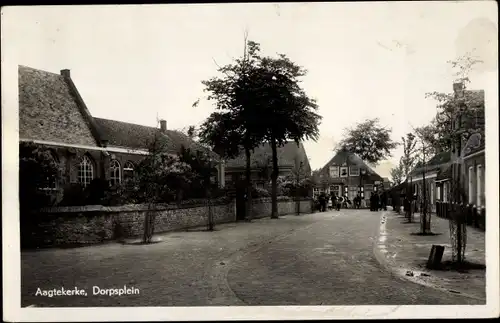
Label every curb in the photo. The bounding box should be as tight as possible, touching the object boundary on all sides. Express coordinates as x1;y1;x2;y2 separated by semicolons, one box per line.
373;211;486;302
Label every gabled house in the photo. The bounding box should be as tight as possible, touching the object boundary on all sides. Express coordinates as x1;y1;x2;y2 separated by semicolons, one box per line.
313;149;384;203
223;141;311;190
19;65;223;204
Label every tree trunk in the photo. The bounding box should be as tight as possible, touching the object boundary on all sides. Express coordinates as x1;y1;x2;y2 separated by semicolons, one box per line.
245;147;253;221
270;137;279;219
421;169;427;234
143;203;155;244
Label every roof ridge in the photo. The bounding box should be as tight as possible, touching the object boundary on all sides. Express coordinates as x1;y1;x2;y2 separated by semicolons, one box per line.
18;65;62;77
94;117;159;131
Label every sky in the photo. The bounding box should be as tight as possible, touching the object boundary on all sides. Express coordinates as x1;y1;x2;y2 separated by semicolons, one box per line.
4;2;498;178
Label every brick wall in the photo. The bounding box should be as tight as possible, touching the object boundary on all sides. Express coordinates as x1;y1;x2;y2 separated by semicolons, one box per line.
23;198;312;248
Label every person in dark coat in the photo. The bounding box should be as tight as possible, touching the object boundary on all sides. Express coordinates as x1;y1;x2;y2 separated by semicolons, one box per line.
380;191;388;211
318;193;327;212
354;194;361;209
373;193;380;211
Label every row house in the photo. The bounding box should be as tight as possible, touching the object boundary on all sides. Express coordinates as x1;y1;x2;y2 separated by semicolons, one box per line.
407;151;451;213
407;82;485;215
19;65;223;205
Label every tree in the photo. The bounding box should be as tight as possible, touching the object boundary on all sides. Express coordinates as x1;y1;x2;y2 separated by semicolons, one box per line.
400;133;419;178
338;118;399;164
423;53;485;153
133;129;192;243
177;145;217;199
390;162;404;185
19;142;60;213
423;53;485;267
245;48;322;218
412;129;436;235
199;39;321;220
198;39;266;222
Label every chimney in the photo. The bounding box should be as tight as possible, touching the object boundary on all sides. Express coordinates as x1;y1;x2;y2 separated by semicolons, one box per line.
60;69;71;78
160;119;167;133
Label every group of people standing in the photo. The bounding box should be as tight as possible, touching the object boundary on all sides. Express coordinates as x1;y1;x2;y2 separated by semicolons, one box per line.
315;192;364;212
369;191;388;211
314;190;388;212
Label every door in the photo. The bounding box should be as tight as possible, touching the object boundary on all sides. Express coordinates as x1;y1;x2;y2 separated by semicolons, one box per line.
330;185;341;198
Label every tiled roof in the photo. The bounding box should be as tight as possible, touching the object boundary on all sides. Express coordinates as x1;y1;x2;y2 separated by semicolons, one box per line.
410;150;451;176
94;118;160;150
225;141;304;169
94;118;218;158
18;66;98;146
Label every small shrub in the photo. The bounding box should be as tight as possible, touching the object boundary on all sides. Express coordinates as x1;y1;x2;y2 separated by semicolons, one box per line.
252;187;271;198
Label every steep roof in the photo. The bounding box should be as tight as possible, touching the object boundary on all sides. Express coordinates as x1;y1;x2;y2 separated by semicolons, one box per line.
225;141;307;169
94;118;218;158
18;66;98;146
410;150;451;176
436;164;452;181
319;150;384;182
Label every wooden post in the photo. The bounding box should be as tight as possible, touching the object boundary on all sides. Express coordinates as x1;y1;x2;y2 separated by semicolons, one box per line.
427;245;445;269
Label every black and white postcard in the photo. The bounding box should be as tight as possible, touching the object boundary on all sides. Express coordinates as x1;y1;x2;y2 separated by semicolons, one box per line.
2;2;499;321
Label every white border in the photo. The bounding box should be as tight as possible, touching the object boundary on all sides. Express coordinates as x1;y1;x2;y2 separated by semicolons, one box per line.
2;4;499;321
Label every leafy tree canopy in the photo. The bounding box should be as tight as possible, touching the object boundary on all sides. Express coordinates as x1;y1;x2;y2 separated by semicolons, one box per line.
422;53;485;153
338;118;399;164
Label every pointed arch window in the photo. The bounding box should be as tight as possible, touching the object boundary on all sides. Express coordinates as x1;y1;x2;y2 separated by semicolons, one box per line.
109;160;121;186
123;161;135;182
78;155;94;187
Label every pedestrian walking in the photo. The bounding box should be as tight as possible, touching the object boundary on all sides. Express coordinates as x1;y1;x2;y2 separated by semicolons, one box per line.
336;195;343;211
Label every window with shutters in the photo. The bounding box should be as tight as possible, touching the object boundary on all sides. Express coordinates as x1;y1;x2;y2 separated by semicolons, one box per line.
329;166;339;178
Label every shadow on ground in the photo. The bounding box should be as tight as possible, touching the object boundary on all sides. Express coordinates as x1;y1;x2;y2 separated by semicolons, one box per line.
410;232;443;236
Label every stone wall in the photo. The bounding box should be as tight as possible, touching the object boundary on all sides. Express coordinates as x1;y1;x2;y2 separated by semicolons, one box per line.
23;198;312;248
251;198;312;219
25;201;236;248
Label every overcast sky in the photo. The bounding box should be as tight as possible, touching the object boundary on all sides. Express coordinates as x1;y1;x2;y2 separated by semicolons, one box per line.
6;2;498;178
